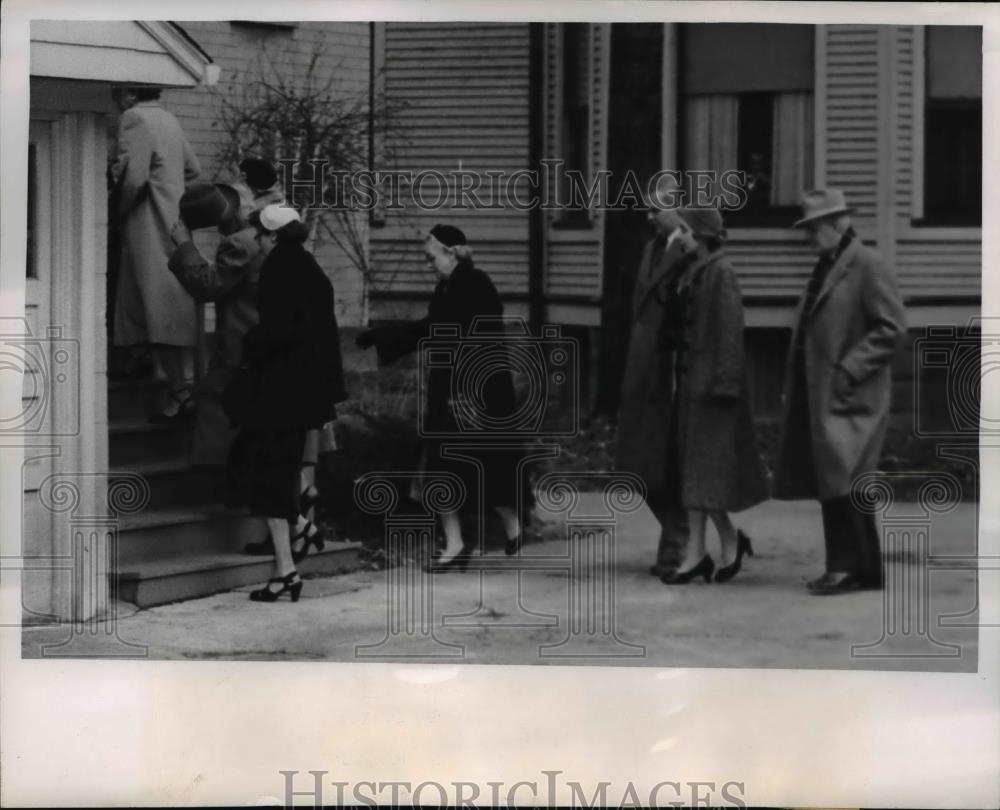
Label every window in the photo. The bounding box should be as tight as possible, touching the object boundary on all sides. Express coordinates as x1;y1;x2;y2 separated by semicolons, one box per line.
556;23;592;226
921;26;982;226
680;24;814;225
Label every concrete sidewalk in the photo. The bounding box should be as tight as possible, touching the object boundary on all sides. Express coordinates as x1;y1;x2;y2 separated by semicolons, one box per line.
22;498;980;671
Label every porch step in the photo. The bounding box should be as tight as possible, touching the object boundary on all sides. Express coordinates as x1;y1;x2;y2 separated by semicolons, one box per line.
115;542;364;608
110;460;226;511
108;378;168;421
117;505;266;567
110;418;191;466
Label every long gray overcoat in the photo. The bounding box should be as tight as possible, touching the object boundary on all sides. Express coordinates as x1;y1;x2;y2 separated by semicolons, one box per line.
112;100;201;346
774;237;906;500
618;241;769;512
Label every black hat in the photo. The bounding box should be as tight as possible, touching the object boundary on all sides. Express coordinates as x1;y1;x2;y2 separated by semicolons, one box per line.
179;183;240;230
429;224;467;247
239;158;278;192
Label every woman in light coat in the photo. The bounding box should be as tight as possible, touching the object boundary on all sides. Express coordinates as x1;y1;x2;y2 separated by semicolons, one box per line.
111;86;201;420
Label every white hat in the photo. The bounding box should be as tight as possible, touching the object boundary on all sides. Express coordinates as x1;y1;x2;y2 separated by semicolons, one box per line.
259;203;301;231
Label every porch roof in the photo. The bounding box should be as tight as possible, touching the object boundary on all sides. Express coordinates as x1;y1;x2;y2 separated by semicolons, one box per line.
30;20;218;87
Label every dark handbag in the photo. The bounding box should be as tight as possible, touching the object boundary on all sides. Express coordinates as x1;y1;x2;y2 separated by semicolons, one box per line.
220;363;260;427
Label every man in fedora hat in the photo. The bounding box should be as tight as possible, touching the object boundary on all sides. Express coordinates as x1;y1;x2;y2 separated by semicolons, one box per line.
774;189;906;595
168;183;264;465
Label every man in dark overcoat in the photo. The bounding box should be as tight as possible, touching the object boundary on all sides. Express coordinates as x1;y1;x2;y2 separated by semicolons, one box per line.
615;182;692;576
774;189;906;595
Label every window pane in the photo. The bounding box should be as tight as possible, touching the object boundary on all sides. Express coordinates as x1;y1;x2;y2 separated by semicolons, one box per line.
682;24;813;94
925;101;981;224
927;26;982;100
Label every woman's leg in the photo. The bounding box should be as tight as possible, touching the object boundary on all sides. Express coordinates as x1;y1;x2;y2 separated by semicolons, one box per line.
268;517;297;578
439;510;464;560
678;509;708;571
710;510;739;567
154;344;192;416
301;429;319;504
493;505;521;544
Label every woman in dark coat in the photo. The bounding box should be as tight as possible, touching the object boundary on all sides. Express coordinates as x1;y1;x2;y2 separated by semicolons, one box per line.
356;224;523;572
657;207;770;585
228;204;347;602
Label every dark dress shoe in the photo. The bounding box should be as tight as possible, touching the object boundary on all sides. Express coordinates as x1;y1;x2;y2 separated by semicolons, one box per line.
661;555;715;585
807;572;865;595
649;563;675;577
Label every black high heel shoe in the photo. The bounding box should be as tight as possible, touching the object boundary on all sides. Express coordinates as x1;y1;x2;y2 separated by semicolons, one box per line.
661;554;715;585
249;571;303;602
425;547;472;573
714;530;754;584
504;532;522;556
290;519;325;563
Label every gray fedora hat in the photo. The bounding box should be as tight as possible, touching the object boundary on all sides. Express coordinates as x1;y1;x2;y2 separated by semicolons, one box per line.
793;189;855;228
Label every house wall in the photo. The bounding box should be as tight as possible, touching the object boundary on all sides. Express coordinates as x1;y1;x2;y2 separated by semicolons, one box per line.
369;22;534;323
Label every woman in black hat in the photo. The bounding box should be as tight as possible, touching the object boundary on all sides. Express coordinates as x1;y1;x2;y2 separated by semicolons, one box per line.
356;225;524;571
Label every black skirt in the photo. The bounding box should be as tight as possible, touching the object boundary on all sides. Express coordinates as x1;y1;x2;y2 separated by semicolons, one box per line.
226;427;307;520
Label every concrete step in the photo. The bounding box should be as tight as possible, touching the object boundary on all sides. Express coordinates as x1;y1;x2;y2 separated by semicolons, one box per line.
115;541;364;608
109;418;191;467
116;504;260;565
108;378;168;421
110;460;226;511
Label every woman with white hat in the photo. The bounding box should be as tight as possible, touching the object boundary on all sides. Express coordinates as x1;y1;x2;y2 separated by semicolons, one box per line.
227;204;347;602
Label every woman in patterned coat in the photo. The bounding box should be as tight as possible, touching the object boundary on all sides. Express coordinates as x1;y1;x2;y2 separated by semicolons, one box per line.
657;206;770;585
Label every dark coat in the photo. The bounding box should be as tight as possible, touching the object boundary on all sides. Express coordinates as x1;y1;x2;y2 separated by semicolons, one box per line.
774;237;906;500
168;227;263;465
241;241;347;431
668;247;770;512
616;235;688;494
367;259;521;507
617;240;769;512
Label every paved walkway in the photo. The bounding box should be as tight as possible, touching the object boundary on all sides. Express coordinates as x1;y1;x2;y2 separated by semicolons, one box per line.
22;499;980;670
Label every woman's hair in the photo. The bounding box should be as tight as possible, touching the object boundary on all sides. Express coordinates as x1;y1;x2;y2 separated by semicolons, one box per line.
450;243;474;262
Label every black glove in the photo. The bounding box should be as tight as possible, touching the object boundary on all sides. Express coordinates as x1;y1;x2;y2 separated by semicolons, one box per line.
355;329;376;350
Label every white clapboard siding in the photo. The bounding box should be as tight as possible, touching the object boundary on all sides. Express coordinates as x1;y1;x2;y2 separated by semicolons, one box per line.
725;239;817;299
371;22;532;299
547;241;603;298
369;240;530;298
541;23;610;305
821;25;880;228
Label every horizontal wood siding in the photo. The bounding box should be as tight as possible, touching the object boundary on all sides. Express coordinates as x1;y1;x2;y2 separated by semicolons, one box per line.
370;22;532;300
822;25;880;231
542;24;609;312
